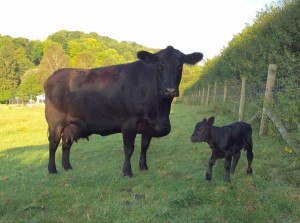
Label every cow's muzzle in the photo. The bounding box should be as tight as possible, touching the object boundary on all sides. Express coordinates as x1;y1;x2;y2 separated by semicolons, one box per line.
163;88;179;98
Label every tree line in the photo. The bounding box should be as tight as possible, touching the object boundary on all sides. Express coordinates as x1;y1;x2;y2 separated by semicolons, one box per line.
185;0;299;91
0;30;201;103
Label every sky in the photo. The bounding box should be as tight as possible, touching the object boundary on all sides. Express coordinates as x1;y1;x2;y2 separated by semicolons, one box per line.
0;0;274;60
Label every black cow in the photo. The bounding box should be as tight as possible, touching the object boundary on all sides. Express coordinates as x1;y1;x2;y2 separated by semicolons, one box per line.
190;116;253;182
44;46;203;177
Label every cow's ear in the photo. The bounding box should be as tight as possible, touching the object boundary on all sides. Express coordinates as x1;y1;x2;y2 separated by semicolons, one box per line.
184;52;203;65
137;51;159;64
207;116;215;126
202;118;207;123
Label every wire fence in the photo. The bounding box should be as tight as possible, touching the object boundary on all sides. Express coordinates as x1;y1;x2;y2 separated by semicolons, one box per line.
179;74;300;154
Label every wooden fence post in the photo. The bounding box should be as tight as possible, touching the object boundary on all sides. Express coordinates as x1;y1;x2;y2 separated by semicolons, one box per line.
213;82;217;104
201;88;205;106
259;64;277;136
239;76;246;121
223;82;227;104
206;85;210;108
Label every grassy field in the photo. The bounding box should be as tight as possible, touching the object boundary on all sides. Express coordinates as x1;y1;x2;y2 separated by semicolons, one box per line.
0;104;299;223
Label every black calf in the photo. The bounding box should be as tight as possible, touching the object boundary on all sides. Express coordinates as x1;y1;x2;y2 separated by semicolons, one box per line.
190;116;253;182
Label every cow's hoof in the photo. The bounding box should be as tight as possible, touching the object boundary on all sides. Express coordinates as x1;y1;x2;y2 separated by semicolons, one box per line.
48;169;58;174
64;167;73;171
139;165;149;171
63;165;73;171
48;166;58;174
247;168;252;175
205;173;212;181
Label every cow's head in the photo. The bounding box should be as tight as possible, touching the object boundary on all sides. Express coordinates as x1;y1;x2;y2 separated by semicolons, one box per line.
137;46;203;98
190;116;215;143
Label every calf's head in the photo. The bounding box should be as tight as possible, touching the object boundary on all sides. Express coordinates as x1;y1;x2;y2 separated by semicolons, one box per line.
190;116;215;143
137;46;203;98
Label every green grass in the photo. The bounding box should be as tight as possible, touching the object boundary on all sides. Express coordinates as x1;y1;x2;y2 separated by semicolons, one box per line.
0;104;299;223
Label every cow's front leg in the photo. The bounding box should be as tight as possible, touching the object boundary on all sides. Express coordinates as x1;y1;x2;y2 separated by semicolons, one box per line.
139;134;152;171
224;154;232;182
122;129;136;177
206;152;218;181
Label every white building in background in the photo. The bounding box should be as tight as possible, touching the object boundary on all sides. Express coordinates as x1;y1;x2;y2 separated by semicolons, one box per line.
36;94;45;104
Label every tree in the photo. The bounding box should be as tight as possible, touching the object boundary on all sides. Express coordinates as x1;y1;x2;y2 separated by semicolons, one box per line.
97;49;125;66
47;30;69;53
38;44;71;85
27;40;43;65
73;52;96;68
17;69;43;101
0;36;18;103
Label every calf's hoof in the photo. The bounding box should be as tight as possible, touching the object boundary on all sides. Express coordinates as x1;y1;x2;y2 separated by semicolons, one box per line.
205;173;212;181
247;168;252;175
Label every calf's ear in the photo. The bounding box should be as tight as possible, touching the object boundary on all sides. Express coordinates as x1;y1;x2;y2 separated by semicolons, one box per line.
137;51;159;64
207;116;215;126
184;52;203;65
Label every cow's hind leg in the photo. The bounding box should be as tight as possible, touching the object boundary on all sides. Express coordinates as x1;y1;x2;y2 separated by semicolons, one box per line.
61;124;82;170
48;130;61;174
139;134;152;171
62;140;73;170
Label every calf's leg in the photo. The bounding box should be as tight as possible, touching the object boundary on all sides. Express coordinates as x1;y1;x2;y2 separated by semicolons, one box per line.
224;154;232;182
246;148;253;174
206;152;218;181
231;151;241;174
139;134;152;170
